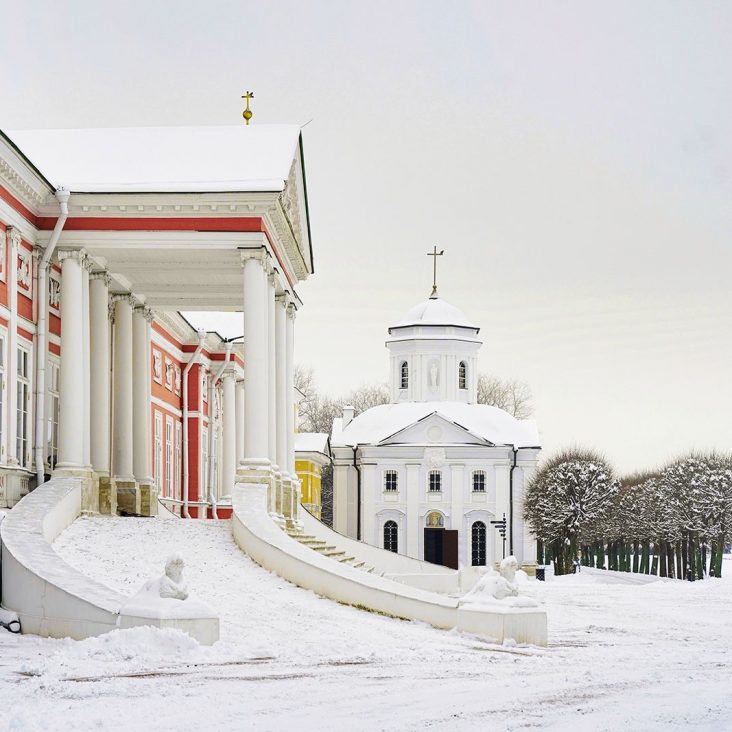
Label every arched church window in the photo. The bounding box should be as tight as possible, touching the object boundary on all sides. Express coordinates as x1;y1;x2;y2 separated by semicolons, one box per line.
458;361;467;390
472;470;486;492
428;470;442;492
384;520;398;553
400;361;409;389
472;521;487;566
426;511;444;528
384;470;398;492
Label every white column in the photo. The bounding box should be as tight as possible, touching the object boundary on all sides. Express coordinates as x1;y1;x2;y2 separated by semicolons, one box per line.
81;256;91;468
285;302;296;477
132;305;153;486
221;370;236;496
56;250;86;470
240;252;270;472
235;380;245;464
286;300;300;519
112;295;135;482
6;228;20;464
274;295;288;478
267;273;277;472
89;272;111;475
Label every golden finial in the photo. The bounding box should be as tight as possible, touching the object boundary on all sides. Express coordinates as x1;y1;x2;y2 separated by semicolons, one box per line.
242;91;254;125
427;245;445;298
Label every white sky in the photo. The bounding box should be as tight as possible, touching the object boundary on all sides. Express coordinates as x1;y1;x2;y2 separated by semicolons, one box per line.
1;1;730;474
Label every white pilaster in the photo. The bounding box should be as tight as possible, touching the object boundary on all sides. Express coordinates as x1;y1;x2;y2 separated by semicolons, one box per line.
56;250;86;470
6;227;20;465
274;295;288;477
89;272;111;475
267;273;277;472
285;302;296;477
132;305;153;486
221;369;237;496
112;295;135;482
406;464;420;557
239;252;270;475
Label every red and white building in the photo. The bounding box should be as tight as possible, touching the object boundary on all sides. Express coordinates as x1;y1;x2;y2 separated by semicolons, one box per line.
0;125;313;519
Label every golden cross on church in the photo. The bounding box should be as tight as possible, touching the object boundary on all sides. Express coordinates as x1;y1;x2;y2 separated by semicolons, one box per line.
242;91;254;125
427;245;444;299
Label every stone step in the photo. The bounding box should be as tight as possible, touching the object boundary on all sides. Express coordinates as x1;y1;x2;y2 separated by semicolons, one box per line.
311;545;337;553
320;549;347;558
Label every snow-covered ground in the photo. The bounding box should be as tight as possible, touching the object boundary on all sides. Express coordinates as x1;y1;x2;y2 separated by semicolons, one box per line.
1;517;731;731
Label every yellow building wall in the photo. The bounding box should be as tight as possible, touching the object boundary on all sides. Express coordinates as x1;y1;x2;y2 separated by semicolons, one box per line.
296;459;322;520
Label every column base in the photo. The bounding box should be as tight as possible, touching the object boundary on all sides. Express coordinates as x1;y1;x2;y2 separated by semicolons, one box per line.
99;475;117;515
236;458;273;486
139;482;158;517
115;479;140;516
53;466;97;514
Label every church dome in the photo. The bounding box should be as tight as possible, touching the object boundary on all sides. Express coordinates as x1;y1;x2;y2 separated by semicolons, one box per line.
389;297;478;332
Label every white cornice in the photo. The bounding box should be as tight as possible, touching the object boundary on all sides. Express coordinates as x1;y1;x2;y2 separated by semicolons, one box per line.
0;137;53;212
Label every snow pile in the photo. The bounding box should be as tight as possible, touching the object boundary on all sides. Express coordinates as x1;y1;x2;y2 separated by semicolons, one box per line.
20;627;204;682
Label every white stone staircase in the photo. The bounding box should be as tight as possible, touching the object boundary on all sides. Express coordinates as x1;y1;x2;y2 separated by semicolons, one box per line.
284;524;381;576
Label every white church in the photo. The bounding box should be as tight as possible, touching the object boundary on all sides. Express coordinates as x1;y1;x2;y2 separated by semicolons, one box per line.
331;269;542;571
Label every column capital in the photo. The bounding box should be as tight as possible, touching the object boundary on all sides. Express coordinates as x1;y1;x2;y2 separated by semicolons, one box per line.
58;248;88;264
6;226;21;247
239;247;268;267
32;245;43;260
286;301;297;319
134;304;155;323
111;293;138;308
90;270;112;287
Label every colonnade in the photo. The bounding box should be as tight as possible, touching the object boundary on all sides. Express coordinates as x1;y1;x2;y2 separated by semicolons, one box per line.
54;246;299;521
56;249;155;515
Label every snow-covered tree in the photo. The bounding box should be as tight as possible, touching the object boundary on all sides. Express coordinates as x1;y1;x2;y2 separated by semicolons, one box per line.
523;448;619;575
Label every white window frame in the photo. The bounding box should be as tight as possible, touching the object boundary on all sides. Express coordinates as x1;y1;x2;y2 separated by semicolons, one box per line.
472;470;486;493
201;427;209;497
458;361;467;390
428;470;442;493
175;421;182;500
46;359;60;470
165;416;173;498
154;411;163;494
16;345;31;467
0;330;5;462
384;470;398;492
400;361;408;389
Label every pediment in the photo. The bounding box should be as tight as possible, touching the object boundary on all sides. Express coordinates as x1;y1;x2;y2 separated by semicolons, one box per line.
379;411;492;447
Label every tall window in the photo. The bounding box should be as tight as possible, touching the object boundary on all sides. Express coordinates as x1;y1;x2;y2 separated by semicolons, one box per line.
472;470;486;492
400;361;408;389
472;521;487;566
459;361;467;390
384;470;398;492
165;416;174;498
154;412;163;494
384;520;398;553
16;347;30;466
428;470;442;493
175;422;183;500
201;428;209;496
47;361;60;469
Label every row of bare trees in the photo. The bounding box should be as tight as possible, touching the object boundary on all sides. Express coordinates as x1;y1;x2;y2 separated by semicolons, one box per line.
524;449;732;579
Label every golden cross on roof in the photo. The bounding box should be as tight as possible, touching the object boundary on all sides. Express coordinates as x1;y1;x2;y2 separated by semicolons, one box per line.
427;246;444;299
242;91;254;125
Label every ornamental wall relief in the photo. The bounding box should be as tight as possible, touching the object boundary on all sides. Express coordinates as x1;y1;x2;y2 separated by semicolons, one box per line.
48;277;61;311
164;358;174;390
17;249;32;292
152;350;163;383
423;447;446;470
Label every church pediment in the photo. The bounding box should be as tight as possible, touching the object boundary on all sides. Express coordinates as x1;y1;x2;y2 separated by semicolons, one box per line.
378;411;492;447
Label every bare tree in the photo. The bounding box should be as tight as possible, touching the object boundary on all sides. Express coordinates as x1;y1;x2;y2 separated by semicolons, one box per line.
476;374;533;419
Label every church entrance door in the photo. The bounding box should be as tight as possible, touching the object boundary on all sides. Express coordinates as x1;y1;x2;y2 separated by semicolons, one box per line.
424;528;459;569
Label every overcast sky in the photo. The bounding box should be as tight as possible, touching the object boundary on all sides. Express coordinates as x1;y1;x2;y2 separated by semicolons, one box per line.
2;1;730;473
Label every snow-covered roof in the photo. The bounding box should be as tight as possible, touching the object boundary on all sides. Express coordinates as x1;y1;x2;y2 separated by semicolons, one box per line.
294;432;331;456
389;297;478;332
331;402;540;449
2;125;301;193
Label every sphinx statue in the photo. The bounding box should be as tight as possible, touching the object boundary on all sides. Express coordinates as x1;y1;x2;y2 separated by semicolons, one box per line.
460;555;538;608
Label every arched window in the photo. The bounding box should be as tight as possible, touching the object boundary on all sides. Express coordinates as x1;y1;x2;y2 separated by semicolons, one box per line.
428;470;442;492
472;470;486;492
384;520;398;552
472;521;487;566
400;361;409;389
384;470;398;492
458;361;467;390
426;511;444;528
